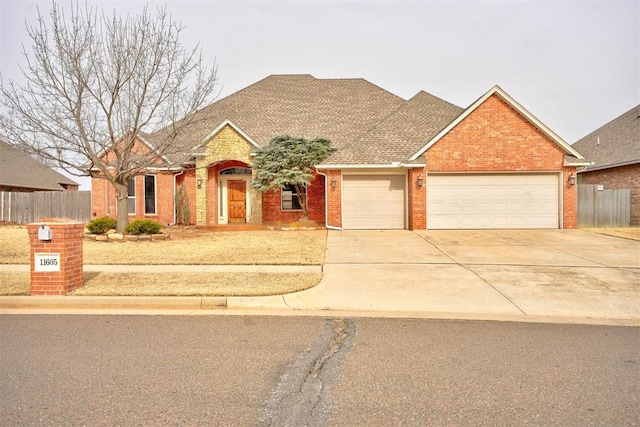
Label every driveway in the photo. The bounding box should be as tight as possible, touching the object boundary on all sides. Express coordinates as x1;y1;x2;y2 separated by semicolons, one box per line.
276;229;640;322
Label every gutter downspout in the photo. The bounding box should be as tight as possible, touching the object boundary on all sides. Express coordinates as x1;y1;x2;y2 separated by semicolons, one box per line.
172;170;185;225
316;170;341;230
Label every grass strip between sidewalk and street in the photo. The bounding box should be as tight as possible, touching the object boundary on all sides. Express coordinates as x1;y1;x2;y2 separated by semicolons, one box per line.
0;272;322;297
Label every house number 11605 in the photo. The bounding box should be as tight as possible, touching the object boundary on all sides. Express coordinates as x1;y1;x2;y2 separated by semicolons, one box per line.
34;253;61;272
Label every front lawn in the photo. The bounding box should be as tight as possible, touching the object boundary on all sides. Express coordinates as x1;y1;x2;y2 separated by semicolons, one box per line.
0;226;326;297
0;226;327;265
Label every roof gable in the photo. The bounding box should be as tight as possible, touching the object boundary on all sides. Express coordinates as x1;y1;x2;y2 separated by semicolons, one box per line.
410;85;585;161
192;119;260;152
572;104;640;171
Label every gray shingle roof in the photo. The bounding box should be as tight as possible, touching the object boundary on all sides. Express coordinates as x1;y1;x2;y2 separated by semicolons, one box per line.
147;74;462;166
326;90;463;164
572;105;640;171
0;140;79;191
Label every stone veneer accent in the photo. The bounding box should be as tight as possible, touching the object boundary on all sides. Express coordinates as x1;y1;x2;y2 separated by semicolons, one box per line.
195;124;258;226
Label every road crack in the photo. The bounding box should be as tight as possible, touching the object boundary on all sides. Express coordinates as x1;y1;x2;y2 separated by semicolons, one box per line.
260;318;354;427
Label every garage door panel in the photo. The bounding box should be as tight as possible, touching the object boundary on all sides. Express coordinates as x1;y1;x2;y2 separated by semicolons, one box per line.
427;174;559;229
343;175;406;229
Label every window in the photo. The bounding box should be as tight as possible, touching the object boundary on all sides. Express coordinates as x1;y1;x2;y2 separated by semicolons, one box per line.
127;178;136;214
144;175;156;215
281;184;304;210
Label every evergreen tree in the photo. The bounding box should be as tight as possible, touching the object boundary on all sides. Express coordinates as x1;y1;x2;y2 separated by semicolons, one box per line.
251;135;336;221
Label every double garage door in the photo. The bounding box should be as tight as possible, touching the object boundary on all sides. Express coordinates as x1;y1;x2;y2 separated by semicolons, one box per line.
427;174;560;229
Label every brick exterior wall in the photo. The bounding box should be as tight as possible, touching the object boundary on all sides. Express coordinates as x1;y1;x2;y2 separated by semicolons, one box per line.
27;221;84;295
261;171;327;224
408;168;426;230
325;170;342;228
422;94;577;229
579;164;640;225
91;171;177;226
175;168;197;225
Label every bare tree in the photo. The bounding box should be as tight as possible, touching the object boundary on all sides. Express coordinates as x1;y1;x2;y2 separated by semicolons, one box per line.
0;2;218;232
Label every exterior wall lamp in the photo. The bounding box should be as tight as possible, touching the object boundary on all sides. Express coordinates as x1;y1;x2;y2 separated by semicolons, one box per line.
330;177;337;188
568;173;576;186
417;174;423;188
197;177;203;188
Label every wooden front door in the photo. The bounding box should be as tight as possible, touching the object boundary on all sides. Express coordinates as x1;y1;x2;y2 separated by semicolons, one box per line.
228;180;246;223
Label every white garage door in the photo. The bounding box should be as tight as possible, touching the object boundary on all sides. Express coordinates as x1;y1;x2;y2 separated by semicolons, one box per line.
343;175;406;229
427;174;559;229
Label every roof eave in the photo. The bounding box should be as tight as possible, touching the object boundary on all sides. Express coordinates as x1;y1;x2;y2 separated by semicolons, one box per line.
316;162;425;170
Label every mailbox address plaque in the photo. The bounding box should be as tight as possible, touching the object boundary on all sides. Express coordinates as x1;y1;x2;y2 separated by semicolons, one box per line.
34;253;61;272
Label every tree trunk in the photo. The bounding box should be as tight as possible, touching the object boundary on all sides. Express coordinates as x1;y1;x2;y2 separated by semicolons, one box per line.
114;181;129;233
294;184;309;222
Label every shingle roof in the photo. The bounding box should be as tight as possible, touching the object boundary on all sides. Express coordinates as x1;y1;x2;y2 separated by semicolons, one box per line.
0;140;79;191
572;104;640;171
147;74;459;166
326;90;463;164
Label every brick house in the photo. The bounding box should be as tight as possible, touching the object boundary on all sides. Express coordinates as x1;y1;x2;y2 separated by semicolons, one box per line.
0;139;79;192
572;105;640;225
91;75;587;229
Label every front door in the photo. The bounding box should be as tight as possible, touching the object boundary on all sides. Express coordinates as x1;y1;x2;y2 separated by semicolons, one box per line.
227;180;246;223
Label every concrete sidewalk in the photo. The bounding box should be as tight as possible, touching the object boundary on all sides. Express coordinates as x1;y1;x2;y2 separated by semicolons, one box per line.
1;229;638;326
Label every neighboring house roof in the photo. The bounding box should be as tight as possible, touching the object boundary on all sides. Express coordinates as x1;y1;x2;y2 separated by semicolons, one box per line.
572;104;640;172
410;85;586;162
0;140;79;191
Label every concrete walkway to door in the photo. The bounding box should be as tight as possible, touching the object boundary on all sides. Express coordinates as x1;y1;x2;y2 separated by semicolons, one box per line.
230;229;640;324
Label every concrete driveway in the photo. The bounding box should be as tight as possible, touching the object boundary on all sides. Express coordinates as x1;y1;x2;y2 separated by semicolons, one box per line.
275;229;640;322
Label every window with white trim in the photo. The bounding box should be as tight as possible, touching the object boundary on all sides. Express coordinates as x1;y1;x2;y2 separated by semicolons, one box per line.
281;184;304;211
127;178;136;214
144;175;156;215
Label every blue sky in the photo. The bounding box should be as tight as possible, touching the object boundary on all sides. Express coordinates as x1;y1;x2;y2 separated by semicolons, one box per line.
1;0;638;188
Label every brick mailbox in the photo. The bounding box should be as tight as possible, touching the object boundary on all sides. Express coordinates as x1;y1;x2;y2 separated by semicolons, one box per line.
26;220;85;295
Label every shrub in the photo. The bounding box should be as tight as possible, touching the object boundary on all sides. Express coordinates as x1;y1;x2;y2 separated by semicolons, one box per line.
87;216;117;234
125;219;162;235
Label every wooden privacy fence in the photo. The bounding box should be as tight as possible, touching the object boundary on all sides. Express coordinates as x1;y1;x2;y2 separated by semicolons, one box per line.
0;191;91;224
577;185;630;227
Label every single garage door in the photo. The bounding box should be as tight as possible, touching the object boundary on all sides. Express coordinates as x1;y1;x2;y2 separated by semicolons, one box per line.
343;175;406;229
427;174;559;229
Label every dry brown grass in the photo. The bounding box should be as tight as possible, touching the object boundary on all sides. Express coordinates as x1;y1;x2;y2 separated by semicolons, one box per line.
0;227;327;265
0;271;321;296
0;272;30;295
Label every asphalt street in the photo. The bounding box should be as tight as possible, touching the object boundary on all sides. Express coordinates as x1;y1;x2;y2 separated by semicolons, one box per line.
1;315;638;426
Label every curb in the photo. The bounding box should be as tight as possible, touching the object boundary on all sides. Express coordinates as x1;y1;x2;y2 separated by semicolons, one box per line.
0;296;227;309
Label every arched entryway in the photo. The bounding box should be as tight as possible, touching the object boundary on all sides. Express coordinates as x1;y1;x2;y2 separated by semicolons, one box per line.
217;165;252;224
